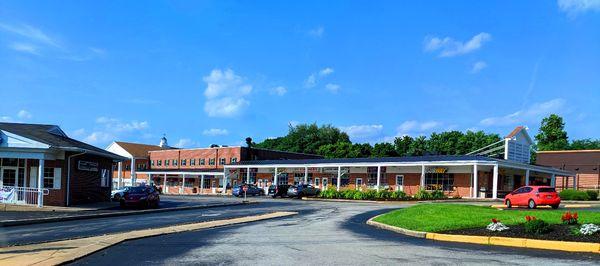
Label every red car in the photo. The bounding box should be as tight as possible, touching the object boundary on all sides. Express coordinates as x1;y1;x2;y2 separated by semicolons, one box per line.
120;186;160;209
504;186;560;209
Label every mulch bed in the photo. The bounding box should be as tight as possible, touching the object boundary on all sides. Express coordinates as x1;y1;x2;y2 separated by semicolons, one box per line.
442;224;600;243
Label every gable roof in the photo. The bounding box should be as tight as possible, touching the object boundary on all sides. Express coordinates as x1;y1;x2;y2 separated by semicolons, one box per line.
114;141;168;158
505;126;524;139
0;122;124;160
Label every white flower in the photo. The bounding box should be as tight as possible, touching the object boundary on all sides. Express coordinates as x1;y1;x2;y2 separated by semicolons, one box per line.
580;224;600;236
486;222;509;232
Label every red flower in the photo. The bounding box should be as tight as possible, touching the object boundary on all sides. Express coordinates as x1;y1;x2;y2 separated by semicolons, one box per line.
573;212;578;219
491;218;499;223
525;215;536;222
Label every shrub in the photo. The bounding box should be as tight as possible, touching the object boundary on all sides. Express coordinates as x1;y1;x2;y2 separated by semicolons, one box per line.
320;187;339;199
375;190;392;200
585;190;599;201
561;211;579;225
414;189;432;200
363;189;377;200
430;190;446;200
524;217;552;235
559;189;590;201
391;191;407;200
342;189;357;200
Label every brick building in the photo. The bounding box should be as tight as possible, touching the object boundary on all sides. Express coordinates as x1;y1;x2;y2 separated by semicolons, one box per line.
106;138;172;188
536;150;600;191
0;122;124;206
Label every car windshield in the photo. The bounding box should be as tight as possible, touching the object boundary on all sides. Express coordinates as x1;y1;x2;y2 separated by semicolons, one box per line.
538;187;556;193
128;187;147;193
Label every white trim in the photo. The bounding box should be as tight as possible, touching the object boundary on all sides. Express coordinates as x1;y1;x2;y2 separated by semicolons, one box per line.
137;171;224;176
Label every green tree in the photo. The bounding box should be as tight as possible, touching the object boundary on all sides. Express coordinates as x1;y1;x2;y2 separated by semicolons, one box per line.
535;114;569;151
408;136;427;156
426;131;464;155
569;139;600;150
457;130;502;155
255;123;350;154
371;142;398;157
393;135;413;156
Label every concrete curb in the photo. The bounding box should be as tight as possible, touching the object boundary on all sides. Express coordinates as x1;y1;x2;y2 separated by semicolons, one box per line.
0;202;257;227
0;211;297;266
367;214;600;254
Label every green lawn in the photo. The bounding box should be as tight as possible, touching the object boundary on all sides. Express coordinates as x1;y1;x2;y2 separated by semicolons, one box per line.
373;204;600;232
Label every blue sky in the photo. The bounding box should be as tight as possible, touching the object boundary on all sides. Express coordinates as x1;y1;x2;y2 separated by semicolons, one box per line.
1;0;599;148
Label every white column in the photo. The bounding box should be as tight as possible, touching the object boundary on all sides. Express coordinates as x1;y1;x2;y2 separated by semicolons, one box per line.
551;174;557;187
492;164;499;199
472;164;478;198
131;158;136;185
200;175;204;195
525;169;530;186
420;164;425;189
222;171;228;195
117;162;123;188
37;159;44;208
246;167;251;184
181;174;186;194
274;167;278;186
573;174;578;189
337;166;341;191
304;167;308;184
163;174;167;194
376;166;381;192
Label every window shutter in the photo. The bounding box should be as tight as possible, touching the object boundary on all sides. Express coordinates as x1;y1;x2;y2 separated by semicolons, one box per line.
30;167;38;188
53;168;62;189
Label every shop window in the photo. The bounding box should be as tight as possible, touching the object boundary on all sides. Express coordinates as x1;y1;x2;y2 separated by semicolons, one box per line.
181;159;187;166
367;167;387;187
165;160;170;166
425;173;454;191
190;159;196;166
150;160;155;166
172;159;178;166
230;157;237;163
125;164;131;170
157;160;162;166
200;159;206;165
209;158;215;165
219;158;226;165
100;169;110;187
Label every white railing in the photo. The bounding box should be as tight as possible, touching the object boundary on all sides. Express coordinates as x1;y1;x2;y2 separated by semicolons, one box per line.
0;186;50;206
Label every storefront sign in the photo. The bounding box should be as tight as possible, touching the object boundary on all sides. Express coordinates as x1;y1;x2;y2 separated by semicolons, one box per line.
78;160;99;172
428;167;448;174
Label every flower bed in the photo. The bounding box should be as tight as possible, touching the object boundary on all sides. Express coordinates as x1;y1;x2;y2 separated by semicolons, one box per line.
317;187;454;201
442;224;600;243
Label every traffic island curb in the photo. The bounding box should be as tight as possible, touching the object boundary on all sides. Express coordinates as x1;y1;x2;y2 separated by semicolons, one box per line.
366;215;600;254
0;211;298;266
0;201;257;227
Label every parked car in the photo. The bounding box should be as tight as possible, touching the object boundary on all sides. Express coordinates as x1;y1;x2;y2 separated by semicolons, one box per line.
111;186;131;201
232;184;265;197
120;186;160;208
287;184;320;198
269;184;291;198
504;186;561;209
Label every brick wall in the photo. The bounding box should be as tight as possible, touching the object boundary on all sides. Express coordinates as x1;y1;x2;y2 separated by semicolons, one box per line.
69;153;113;205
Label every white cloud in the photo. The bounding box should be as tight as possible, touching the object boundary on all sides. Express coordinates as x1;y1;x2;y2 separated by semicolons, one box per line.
17;110;32;119
96;117;149;132
202;128;229;136
304;74;317;88
558;0;600;16
424;32;491;57
203;69;252;118
470;61;487;73
270;86;287;96
319;67;334;77
340;125;383;141
397;120;442;135
305;67;335;89
9;43;40;55
480;98;566;126
174;138;196;148
0;116;13;122
0;23;60;48
308;26;324;38
325;83;341;93
83;131;114;144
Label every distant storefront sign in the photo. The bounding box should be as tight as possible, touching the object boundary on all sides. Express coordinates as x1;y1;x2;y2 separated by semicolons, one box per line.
78;160;99;172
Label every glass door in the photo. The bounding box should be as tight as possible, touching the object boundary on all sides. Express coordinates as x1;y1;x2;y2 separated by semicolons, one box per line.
1;168;17;187
396;175;404;192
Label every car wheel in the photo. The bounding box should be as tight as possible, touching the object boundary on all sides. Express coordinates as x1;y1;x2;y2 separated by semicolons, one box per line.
551;204;559;209
505;199;512;208
528;199;536;209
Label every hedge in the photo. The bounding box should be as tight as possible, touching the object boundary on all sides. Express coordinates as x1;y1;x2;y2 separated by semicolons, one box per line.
559;189;592;201
317;188;447;201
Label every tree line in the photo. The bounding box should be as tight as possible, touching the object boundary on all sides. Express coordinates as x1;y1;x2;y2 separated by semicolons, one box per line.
255;114;599;159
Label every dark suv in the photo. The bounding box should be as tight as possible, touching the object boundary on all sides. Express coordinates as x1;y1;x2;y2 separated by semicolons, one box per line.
269;184;291;198
287;184;320;198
